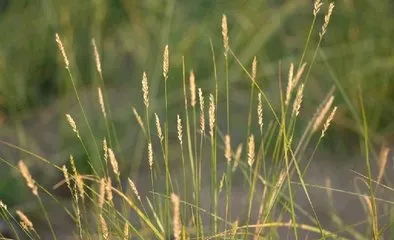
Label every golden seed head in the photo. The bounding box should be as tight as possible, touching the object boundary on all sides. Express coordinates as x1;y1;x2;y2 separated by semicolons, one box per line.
171;193;181;240
285;63;294;106
98;178;106;209
293;83;304;117
177;114;183;146
62;165;71;191
321;106;337;138
128;178;141;201
189;70;196;107
378;145;390;183
18;160;38;196
76;174;85;200
65;114;79;137
98;87;106;119
100;214;109;240
198;88;205;135
154;113;164;142
257;92;263;134
247;135;255;167
313;0;323;17
320;2;335;38
91;38;102;78
142;72;149;108
103;138;108;163
224;134;232;162
313;95;334;132
132;107;146;134
123;222;129;240
163;45;169;80
222;14;229;56
108;148;120;177
16;210;34;231
148;143;153;170
69;155;77;175
209;94;215;138
105;178;113;203
293;63;307;87
55;33;69;69
252;56;257;80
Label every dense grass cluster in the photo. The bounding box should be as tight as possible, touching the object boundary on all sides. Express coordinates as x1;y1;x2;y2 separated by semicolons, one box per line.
0;1;393;240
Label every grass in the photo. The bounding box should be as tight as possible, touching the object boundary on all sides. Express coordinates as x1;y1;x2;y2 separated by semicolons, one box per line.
0;1;394;239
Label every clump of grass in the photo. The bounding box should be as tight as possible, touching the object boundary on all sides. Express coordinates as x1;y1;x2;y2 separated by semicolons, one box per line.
0;1;389;240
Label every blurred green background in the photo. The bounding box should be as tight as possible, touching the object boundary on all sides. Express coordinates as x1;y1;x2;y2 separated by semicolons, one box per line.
0;0;393;215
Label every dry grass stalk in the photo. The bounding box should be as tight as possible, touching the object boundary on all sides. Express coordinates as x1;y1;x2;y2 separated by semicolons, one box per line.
252;56;257;81
142;72;149;108
321;106;337;137
100;214;109;240
105;178;113;203
319;2;335;38
219;174;226;193
222;14;229;56
293;63;307;87
189;70;196;107
66;114;80;138
16;210;34;232
98;178;106;210
132;107;146;133
377;145;390;184
198;88;205;135
148;143;153;170
91;38;102;79
224;134;232;162
128;178;141;201
108;148;120;177
171;193;181;240
285;63;294;106
209;94;215;139
258;92;263;134
154;113;164;142
103;138;108;164
313;0;323;17
18;160;38;196
123;222;129;240
232;143;243;171
248;135;255;167
312;95;334;132
98;87;107;119
55;33;69;69
293;83;304;117
177;114;183;146
163;45;169;80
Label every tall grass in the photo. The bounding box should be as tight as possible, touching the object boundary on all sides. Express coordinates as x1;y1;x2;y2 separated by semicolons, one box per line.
0;1;390;239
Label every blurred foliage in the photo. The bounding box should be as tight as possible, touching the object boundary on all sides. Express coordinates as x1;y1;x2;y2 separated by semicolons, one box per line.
0;0;394;205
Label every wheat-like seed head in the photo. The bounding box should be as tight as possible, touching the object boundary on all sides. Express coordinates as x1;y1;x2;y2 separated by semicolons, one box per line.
62;165;71;192
248;135;255;167
319;2;335;38
98;87;106;119
76;174;85;200
103;138;108;163
285;63;294;106
98;178;106;210
18;160;38;196
154;113;164;142
69;155;77;175
209;94;215;139
313;0;323;17
313;95;334;132
293;63;307;88
189;70;196;107
123;222;129;240
258;92;263;134
252;56;257;81
100;214;109;240
65;114;80;138
132;107;146;133
177;114;183;146
163;45;169;80
142;72;149;108
148;143;153;170
128;178;141;201
55;33;69;69
106;178;113;203
16;210;34;231
321;106;337;138
224;134;232;162
222;14;229;56
108;148;120;177
91;38;102;79
293;84;304;117
171;193;181;240
232;143;243;171
198;88;205;135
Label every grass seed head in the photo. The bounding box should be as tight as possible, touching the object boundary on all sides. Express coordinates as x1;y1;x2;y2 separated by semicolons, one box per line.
92;38;102;78
16;210;34;232
222;14;229;56
171;193;181;240
55;33;69;69
18;160;38;196
163;45;169;80
189;70;196;107
142;72;149;108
